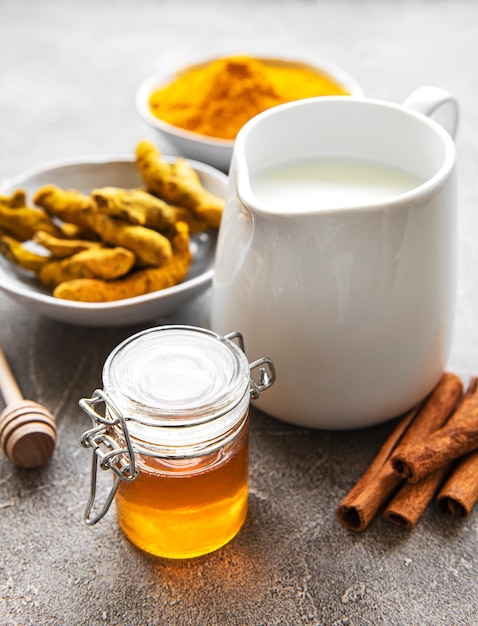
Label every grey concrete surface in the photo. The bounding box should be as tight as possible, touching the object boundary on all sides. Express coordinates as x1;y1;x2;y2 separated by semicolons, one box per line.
1;1;478;624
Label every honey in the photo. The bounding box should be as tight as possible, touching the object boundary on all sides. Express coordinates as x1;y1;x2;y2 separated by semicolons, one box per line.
80;325;275;559
115;424;248;559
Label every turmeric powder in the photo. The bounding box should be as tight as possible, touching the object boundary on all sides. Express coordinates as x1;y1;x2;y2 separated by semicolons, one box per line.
149;55;350;140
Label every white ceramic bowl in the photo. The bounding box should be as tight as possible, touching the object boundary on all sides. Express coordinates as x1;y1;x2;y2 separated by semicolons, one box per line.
136;53;364;172
0;155;227;327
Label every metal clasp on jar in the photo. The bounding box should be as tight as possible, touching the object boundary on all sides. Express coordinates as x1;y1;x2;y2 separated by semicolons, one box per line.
225;331;276;399
79;390;139;526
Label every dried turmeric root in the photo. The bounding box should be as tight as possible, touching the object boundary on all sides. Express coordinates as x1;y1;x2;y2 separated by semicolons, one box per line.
37;246;136;288
33;185;98;239
0;189;28;208
171;157;202;186
0;235;48;272
33;184;172;267
33;230;102;258
0;203;63;242
135;140;224;228
1;147;219;303
172;206;210;234
82;207;172;267
57;222;88;239
92;186;177;231
54;222;192;302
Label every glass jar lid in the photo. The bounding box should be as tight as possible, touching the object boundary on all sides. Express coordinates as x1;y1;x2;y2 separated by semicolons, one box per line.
102;325;251;447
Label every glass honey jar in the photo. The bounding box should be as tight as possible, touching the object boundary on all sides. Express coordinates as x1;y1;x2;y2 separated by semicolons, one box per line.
80;325;275;559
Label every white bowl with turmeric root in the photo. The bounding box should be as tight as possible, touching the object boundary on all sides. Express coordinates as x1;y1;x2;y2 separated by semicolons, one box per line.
0;141;227;327
136;53;364;172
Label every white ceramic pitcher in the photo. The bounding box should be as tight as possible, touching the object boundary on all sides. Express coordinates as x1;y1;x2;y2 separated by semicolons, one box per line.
211;88;459;430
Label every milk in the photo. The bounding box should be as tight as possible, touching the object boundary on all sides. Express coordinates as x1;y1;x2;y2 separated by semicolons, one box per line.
250;158;424;213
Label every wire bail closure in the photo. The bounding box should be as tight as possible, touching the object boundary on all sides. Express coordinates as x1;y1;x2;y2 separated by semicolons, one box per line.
79;331;276;526
79;390;139;526
224;331;276;399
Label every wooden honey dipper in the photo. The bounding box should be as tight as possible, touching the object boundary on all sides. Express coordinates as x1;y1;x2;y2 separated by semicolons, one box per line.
0;346;57;468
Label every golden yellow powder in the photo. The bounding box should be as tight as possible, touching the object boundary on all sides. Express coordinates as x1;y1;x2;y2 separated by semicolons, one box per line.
149;55;350;141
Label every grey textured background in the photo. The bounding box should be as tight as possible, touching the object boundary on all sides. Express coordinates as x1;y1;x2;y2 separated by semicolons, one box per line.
1;1;478;624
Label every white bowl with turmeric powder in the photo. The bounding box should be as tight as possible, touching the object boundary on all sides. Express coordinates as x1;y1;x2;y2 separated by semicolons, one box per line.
136;54;363;172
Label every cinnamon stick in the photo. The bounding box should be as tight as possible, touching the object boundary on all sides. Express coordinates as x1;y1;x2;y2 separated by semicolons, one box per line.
337;372;463;531
391;377;478;484
337;409;415;532
383;465;450;529
437;449;478;517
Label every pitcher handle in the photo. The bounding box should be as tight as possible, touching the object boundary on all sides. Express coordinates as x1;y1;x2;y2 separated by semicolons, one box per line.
403;86;459;139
